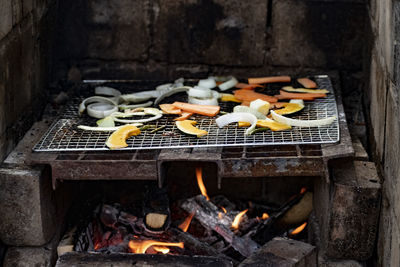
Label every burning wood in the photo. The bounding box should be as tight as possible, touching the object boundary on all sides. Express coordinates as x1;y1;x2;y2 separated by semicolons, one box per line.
143;187;170;232
232;209;248;230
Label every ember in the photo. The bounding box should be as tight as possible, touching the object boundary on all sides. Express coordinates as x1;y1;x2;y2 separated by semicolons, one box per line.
290;222;307;236
128;240;184;254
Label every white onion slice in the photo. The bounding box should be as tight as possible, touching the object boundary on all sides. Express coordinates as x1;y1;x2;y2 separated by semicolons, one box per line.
111;108;163;123
233;105;266;120
218;76;238;91
215;112;257;135
270;110;336;127
188;96;219;106
78;96;118;115
154;86;191;106
87;103;119;118
118;101;153;110
95;86;121;97
121;90;160;103
187;87;212;98
77;124;142;131
198;78;216;89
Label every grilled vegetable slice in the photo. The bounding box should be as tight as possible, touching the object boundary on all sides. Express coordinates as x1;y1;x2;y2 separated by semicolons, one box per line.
216;112;257;136
105;125;141;149
234;89;278;103
271;110;336;127
275;90;326;100
282;86;329;94
273;102;304;115
176;120;208;137
249;99;270;115
220;93;242;103
297;78;317;88
159;104;182;114
248;76;291;84
96;116;115;127
174;112;193;121
172;102;220;117
256;119;291;131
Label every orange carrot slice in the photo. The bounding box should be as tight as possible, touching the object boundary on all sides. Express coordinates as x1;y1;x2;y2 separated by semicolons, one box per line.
234;89;278;103
174;112;193;121
248;76;291;84
241;101;250;106
242;84;263;90
236;83;251;88
297;78;317;88
274;90;326;100
172;102;220;117
159;104;182;114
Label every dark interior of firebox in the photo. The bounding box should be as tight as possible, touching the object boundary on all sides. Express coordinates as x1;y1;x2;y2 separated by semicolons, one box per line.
63;162;313;262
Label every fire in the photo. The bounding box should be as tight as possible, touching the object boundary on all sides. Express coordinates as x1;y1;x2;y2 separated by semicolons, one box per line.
261;213;269;220
300;187;307;194
290;222;307;235
128;240;184;254
221;206;227;213
196;167;209;200
153;246;170;254
178;213;194;232
231;209;248;230
218;212;223;219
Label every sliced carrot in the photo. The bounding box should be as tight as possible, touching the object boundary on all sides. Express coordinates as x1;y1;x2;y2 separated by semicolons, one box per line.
248;76;291;84
174;112;193;121
159;104;182;114
274;90;326;100
242;84;263;90
241;101;250;106
236;83;251;88
297;78;317;89
172;102;220;117
234;89;278;103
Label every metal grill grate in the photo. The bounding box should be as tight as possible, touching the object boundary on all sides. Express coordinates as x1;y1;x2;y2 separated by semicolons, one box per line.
33;75;339;152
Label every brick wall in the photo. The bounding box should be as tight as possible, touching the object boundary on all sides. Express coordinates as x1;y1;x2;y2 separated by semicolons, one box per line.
53;0;367;81
0;0;57;161
366;0;400;266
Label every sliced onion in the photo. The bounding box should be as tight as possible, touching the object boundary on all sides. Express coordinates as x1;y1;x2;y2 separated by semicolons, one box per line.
78;96;118;115
289;99;305;106
77;124;142;131
233;105;266;120
270;110;336;127
218;76;238;91
95;86;121;97
154;86;191;106
156;83;173;91
87;103;119;118
121;90;160;103
111;108;162;123
198;78;216;89
118;101;153;110
188;96;219;106
188;86;212;98
215;112;257;135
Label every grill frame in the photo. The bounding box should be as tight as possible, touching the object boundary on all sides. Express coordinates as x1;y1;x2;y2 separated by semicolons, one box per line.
23;73;353;189
32;75;339;152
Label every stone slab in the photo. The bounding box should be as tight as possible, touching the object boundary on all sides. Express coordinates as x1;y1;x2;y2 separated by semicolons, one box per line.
0;166;56;246
327;160;381;260
239;237;316;267
56;252;233;267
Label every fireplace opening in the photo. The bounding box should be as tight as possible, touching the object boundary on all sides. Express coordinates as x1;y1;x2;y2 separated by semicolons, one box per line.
57;165;314;265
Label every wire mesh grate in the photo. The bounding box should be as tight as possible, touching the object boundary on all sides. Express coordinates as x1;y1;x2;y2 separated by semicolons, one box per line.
33;75;340;152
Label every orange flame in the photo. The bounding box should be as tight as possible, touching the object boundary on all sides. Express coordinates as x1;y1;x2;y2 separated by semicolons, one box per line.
218;212;223;219
153;246;170;254
196;167;209;200
290;222;307;235
300;187;307;194
178;213;194;232
262;213;269;220
221;206;227;213
232;209;248;230
129;240;184;254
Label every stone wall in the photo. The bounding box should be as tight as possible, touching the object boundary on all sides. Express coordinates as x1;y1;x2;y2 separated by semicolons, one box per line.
366;0;400;266
53;0;367;82
0;0;57;161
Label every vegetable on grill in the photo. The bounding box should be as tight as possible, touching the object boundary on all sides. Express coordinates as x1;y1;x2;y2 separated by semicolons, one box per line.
248;76;291;84
172;102;220;117
176;120;208;137
297;78;317;89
